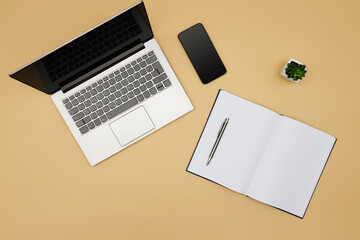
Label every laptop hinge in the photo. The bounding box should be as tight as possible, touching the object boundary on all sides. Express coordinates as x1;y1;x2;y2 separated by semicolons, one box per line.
60;42;145;93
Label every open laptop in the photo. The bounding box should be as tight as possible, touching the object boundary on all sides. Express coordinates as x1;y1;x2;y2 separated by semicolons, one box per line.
9;1;193;166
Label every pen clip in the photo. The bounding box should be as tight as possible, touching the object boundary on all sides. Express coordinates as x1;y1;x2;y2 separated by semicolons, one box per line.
217;118;228;136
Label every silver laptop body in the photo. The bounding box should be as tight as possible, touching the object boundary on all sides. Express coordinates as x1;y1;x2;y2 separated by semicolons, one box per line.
9;1;193;166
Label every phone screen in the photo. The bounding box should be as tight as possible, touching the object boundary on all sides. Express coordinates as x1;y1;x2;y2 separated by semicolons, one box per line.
178;23;226;84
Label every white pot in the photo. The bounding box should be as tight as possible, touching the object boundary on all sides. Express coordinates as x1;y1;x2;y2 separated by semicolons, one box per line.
280;58;306;83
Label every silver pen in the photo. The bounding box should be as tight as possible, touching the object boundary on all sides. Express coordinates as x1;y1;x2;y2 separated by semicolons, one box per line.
207;118;230;166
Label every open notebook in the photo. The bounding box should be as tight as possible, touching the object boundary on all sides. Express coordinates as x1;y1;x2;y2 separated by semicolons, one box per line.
187;90;336;218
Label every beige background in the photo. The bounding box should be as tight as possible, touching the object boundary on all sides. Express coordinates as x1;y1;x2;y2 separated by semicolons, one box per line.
1;0;359;239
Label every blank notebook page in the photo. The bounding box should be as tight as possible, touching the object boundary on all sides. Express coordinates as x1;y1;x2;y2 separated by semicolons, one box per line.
187;90;279;194
246;116;336;218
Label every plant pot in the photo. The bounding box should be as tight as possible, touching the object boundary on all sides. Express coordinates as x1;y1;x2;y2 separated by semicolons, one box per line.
280;58;306;83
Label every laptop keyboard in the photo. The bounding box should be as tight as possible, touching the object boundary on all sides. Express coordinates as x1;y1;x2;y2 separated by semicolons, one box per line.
62;51;172;134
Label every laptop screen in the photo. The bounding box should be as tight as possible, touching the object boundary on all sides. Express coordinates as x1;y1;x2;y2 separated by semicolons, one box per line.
10;1;153;94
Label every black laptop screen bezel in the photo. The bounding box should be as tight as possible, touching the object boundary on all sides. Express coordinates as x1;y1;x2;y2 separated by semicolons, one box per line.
9;1;153;94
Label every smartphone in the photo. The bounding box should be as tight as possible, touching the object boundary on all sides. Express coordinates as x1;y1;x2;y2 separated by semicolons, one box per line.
178;23;226;84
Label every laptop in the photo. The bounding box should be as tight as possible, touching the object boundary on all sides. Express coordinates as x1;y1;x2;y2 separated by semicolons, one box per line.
9;1;193;166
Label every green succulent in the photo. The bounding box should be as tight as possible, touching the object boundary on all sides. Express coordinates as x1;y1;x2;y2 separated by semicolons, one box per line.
285;61;307;81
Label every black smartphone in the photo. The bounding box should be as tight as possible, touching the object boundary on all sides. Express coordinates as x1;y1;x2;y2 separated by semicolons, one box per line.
178;23;226;84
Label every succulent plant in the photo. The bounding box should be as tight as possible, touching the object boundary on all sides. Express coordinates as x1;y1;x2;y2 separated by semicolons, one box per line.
285;61;307;81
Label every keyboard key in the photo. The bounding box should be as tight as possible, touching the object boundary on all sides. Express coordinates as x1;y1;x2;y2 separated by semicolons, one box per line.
97;79;103;85
76;119;85;127
114;70;120;75
69;107;79;115
84;92;91;99
96;93;104;100
120;67;126;72
127;68;134;75
88;122;95;130
137;58;142;62
92;83;97;88
109;102;116;109
96;101;103;108
103;76;109;81
103;82;110;88
86;86;92;91
143;91;150;98
63;98;69;104
139;85;146;92
146;65;153;72
127;84;134;91
152;61;164;75
120;88;128;94
90;89;97;96
148;51;154;56
153;73;167;84
73;112;84;121
149;87;157;95
83;116;91;124
109;78;116;85
103;105;110;112
131;61;137;66
121;79;129;86
134;72;141;79
115;99;122;106
115;75;122;81
94;118;101;126
90;97;97;103
163;79;171;87
109;73;114;78
78;103;85;110
115;83;122;90
84;108;91;115
127;76;135;82
100;115;108;123
137;94;144;102
75;92;80;97
139;61;147;68
145;74;152;80
139;77;146;84
102;98;110;105
109;86;116;93
151;70;160;77
84;100;91;107
65;102;72;110
142;55;148;59
71;99;79;106
121;95;128;102
103;89;110;96
140;69;147;76
69;95;75;100
146;55;157;64
96;85;104;92
79;125;89;134
115;91;122;98
106;98;139;120
96;109;104;116
133;80;140;87
126;64;131;69
156;83;165;91
108;94;115;101
90;105;97;112
127;92;135;98
133;88;140;95
133;64;140;71
90;112;97;119
145;81;153;88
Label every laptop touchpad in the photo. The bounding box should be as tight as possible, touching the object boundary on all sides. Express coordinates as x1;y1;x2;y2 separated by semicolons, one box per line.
110;106;155;146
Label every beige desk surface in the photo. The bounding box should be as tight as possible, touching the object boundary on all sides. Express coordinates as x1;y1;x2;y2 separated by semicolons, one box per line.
1;0;360;239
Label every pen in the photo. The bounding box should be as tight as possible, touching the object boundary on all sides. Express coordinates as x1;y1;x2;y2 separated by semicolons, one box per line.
207;117;230;166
